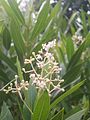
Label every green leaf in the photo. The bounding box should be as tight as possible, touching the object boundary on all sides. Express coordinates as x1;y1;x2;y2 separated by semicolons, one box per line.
0;69;10;83
65;106;81;119
16;57;23;81
7;0;25;24
0;0;24;24
0;102;14;120
67;41;86;70
50;108;64;120
29;0;50;42
65;12;78;34
26;85;37;111
62;64;82;86
46;0;61;23
87;118;90;120
65;109;86;120
66;38;74;61
3;27;11;50
55;45;66;66
0;0;14;18
0;50;17;72
23;85;37;120
50;81;85;109
85;33;90;48
32;91;50;120
10;19;25;55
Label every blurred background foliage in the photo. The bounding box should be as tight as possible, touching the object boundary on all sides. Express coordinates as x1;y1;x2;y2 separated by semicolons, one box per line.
0;0;90;120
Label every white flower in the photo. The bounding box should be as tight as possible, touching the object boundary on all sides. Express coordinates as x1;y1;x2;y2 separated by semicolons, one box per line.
68;7;72;11
36;61;44;68
36;54;43;60
19;0;29;12
30;74;35;79
87;11;90;15
42;39;56;52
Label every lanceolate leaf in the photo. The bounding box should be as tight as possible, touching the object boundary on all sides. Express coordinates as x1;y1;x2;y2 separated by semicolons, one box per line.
0;0;24;24
10;19;25;55
62;63;82;86
67;41;86;70
8;0;25;24
50;108;64;120
85;32;90;48
3;27;11;50
66;38;74;61
29;0;50;42
50;81;85;109
65;109;86;120
32;91;50;120
23;85;37;120
0;0;14;18
46;0;62;24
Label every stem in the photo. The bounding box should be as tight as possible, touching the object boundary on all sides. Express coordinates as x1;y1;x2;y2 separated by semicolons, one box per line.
43;67;54;79
0;79;15;91
18;91;33;115
30;62;38;77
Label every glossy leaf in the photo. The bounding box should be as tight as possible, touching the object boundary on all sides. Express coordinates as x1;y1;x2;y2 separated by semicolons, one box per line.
32;91;50;120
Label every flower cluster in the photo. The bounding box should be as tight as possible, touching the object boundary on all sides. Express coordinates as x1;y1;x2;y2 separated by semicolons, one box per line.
18;0;29;13
3;75;29;94
72;33;84;46
23;39;64;94
1;40;64;96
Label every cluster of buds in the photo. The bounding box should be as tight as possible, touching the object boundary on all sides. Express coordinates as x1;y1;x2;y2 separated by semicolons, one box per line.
1;40;64;96
2;75;29;94
22;39;64;94
72;33;84;46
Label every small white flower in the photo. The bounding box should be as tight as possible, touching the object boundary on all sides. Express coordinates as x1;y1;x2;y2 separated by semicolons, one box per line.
68;7;72;11
19;0;29;12
36;54;43;60
87;11;90;15
42;39;56;52
30;74;35;79
76;17;82;23
39;81;46;89
36;61;44;68
15;75;18;79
